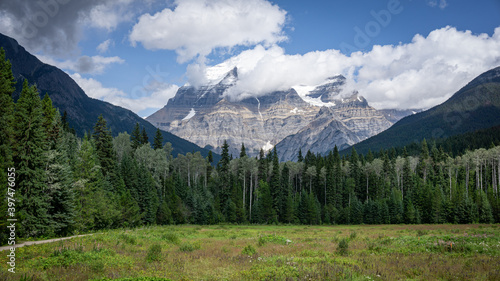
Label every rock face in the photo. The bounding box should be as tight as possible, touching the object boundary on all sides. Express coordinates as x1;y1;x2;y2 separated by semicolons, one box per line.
275;95;392;161
147;67;409;160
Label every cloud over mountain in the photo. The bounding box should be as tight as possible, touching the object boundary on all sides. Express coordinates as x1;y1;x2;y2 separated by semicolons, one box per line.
202;26;500;110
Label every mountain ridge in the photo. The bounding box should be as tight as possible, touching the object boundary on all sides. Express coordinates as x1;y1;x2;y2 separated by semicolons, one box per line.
347;66;500;155
0;32;214;158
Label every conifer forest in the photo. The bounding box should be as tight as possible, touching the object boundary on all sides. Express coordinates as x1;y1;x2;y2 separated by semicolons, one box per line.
1;48;500;246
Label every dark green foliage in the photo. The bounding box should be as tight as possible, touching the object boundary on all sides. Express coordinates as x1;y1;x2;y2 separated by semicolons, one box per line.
13;80;50;237
0;47;15;244
146;244;162;262
337;238;349;256
131;123;142;150
141;127;149;145
241;244;257;255
93;115;116;176
153;128;163;150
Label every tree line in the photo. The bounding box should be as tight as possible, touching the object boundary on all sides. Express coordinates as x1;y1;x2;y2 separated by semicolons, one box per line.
1;48;499;244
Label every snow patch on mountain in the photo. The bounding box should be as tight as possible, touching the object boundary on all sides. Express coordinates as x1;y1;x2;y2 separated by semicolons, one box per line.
182;108;196;121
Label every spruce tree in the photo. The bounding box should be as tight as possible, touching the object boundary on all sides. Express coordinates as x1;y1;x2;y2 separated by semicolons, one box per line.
270;147;281;220
93;115;116;177
45;115;76;236
131;122;142;149
240;143;247;158
13;81;50;237
0;48;15;244
141;127;149;145
153;128;163;150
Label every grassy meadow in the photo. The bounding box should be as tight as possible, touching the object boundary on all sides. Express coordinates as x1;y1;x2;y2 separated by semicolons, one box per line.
0;224;499;280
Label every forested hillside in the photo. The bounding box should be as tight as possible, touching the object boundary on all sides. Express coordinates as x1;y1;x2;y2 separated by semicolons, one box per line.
1;49;499;246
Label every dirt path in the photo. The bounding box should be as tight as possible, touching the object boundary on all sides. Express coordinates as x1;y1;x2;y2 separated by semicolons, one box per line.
0;234;94;251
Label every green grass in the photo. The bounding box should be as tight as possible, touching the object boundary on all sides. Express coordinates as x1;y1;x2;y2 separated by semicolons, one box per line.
0;224;499;280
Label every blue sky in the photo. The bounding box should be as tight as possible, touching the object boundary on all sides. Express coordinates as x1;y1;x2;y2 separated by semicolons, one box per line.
1;0;499;117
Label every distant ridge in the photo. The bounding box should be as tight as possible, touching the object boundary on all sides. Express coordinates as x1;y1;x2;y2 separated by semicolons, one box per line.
0;33;214;158
347;66;500;154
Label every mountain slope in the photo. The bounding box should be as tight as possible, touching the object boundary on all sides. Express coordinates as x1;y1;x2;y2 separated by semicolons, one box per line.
349;66;500;155
0;33;212;157
276;94;392;161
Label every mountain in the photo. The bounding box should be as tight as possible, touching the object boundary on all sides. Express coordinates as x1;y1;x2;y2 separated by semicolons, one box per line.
147;67;410;159
0;33;212;157
275;94;392;161
348;66;500;155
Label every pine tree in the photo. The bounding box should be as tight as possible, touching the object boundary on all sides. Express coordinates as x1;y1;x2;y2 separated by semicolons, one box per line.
270;147;281;220
297;148;303;162
92;115;116;177
131;122;142;149
240;143;247;158
217;140;231;217
153;128;163;150
13;80;51;237
45;119;76;236
0;48;16;244
141;127;149;145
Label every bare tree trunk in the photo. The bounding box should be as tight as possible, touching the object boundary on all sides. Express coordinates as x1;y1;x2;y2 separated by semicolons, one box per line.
449;167;452;200
243;172;246;208
466;162;469;198
480;162;483;191
366;175;369;201
249;171;253;222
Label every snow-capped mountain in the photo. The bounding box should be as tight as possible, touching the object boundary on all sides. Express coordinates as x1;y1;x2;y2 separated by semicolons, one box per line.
146;67;411;160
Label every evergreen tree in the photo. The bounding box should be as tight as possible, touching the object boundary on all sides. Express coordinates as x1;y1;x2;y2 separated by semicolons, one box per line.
256;180;275;223
92;115;116;177
240;143;247;158
13;81;50;237
153;128;163;150
131;122;142;149
45;120;76;236
217;140;231;216
0;47;15;244
141;127;149;145
270;147;281;220
297;148;303;162
476;190;494;223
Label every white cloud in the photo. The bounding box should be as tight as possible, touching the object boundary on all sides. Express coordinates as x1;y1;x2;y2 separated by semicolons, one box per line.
70;73;179;113
97;39;113;53
37;55;124;74
202;26;500;110
129;0;287;63
84;0;137;31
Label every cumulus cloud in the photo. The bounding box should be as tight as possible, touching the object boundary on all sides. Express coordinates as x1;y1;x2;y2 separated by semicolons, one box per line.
129;0;287;63
37;55;124;74
0;0;138;57
202;26;500;109
70;73;179;113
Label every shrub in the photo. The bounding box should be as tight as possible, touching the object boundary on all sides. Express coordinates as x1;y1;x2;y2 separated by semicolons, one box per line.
162;232;180;244
337;238;349;256
242;244;257;256
257;234;288;246
119;233;137;245
416;229;428;237
350;231;357;240
179;242;201;252
146;244;162;262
